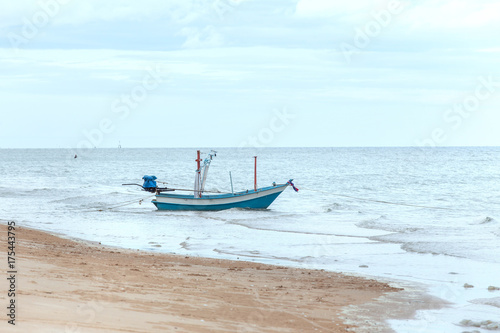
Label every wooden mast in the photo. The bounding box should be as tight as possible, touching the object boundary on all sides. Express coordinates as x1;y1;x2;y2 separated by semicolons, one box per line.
195;150;202;198
196;150;201;171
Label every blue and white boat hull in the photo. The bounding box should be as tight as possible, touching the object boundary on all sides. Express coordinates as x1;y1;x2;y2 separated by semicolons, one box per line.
152;183;288;211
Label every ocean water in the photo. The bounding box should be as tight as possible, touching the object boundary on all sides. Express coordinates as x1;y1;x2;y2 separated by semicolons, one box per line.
1;147;499;332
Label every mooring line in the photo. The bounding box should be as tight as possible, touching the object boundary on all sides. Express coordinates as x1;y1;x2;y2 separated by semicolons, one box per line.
68;194;156;212
97;194;156;211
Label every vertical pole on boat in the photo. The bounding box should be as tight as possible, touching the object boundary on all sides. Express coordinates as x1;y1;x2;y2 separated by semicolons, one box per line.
229;171;234;195
195;150;202;198
253;156;257;192
196;150;201;171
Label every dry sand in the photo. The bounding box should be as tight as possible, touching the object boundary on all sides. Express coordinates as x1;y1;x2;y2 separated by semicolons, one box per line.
1;224;403;332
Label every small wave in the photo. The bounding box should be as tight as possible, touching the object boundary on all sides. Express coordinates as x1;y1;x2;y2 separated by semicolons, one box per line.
401;242;442;256
4;187;68;198
50;195;88;203
107;191;137;196
324;202;343;213
400;242;470;259
469;216;497;225
0;190;20;197
356;215;392;230
470;297;500;309
29;188;55;193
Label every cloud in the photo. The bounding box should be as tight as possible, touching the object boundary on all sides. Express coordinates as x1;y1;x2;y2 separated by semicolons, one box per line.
0;0;255;51
295;0;361;17
0;0;245;27
62;0;209;25
294;0;500;29
406;0;500;30
180;26;225;49
0;0;186;26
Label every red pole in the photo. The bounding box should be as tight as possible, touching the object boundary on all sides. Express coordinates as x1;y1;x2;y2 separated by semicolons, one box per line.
254;156;257;192
195;150;201;198
196;150;201;170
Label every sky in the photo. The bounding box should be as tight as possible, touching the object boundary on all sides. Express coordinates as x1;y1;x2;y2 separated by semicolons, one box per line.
1;0;500;148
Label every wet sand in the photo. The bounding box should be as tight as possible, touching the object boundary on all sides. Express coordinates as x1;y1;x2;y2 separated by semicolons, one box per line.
1;224;403;332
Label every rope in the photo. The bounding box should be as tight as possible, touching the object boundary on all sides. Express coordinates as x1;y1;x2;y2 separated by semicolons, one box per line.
301;187;457;211
72;194;156;212
97;194;156;211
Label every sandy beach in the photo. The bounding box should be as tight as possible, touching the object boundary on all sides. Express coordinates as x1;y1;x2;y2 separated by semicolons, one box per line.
1;224;404;332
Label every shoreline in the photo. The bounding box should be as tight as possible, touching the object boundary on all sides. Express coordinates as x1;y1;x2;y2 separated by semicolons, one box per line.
2;224;414;332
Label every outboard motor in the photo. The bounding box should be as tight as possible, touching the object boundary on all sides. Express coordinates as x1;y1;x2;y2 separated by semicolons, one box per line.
142;175;157;193
122;175;173;193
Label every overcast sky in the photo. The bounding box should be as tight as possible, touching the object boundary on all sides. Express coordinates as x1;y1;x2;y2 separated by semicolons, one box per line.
1;0;499;148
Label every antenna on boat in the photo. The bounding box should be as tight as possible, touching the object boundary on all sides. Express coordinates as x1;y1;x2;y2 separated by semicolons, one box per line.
194;149;217;198
229;171;234;195
200;150;217;194
254;156;257;192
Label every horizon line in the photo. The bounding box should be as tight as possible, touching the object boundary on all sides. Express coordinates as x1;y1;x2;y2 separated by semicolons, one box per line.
1;145;500;150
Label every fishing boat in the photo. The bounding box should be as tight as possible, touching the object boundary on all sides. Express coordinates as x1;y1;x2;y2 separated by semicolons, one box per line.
124;150;298;211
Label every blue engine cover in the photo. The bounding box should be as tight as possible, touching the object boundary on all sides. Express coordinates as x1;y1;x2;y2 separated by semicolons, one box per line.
142;175;157;189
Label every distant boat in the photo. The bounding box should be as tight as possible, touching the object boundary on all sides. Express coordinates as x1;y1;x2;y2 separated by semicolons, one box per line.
124;150;297;211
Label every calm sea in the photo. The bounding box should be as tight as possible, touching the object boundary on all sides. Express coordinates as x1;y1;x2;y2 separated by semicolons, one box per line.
1;147;499;332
